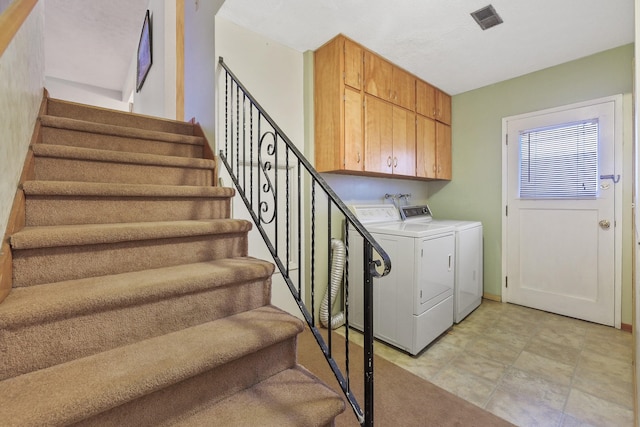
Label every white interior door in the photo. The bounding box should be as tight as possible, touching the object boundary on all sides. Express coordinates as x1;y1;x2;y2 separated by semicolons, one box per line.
504;98;620;326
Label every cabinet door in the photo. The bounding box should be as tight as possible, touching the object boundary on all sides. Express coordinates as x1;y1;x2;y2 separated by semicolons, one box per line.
416;80;436;119
436;122;452;179
344;87;364;171
344;38;363;90
416;115;436;179
364;95;393;174
364;51;392;102
391;68;415;111
391;106;416;176
435;90;452;125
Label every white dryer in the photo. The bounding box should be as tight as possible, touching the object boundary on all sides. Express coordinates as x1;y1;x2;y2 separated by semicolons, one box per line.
347;204;455;355
412;206;483;323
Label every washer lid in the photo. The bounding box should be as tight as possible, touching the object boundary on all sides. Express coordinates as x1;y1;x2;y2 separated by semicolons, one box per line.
366;221;455;238
429;219;483;231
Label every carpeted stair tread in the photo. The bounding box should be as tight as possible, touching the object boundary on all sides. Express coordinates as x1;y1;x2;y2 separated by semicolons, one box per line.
173;366;346;427
0;306;304;426
10;219;251;250
31;143;214;169
47;97;195;135
0;257;274;328
40;115;203;146
22;180;234;198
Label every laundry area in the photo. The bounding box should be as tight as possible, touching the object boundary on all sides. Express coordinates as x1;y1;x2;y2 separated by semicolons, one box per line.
346;195;483;355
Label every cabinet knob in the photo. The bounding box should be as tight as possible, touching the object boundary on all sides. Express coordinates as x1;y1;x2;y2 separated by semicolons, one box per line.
387;156;392;167
393;157;398;167
357;152;361;163
433;164;436;173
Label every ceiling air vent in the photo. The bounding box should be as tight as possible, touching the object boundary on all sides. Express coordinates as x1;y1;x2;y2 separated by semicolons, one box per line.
471;4;503;30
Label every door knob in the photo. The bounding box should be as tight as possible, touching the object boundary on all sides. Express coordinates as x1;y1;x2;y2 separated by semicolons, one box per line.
599;220;611;230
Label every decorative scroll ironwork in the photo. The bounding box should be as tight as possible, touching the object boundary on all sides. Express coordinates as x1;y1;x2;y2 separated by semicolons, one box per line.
257;130;277;225
218;57;391;427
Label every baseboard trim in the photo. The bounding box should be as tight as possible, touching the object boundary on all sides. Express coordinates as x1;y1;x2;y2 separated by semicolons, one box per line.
482;293;502;302
621;323;632;332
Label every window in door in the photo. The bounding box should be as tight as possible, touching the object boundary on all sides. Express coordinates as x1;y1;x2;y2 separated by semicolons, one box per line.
519;119;599;199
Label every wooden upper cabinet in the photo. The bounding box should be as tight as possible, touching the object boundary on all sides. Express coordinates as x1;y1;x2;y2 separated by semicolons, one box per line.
416;114;436;179
391;67;415;111
417;80;451;125
344;87;364;171
435;90;452;125
314;34;451;180
364;51;415;111
391;106;416;176
344;39;363;90
364;95;393;174
363;51;393;103
436;122;452;179
417;116;451;180
364;95;415;177
416;80;436;119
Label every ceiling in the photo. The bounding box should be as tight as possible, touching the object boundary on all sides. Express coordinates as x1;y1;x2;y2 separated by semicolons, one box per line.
44;0;635;97
218;0;635;95
45;0;149;92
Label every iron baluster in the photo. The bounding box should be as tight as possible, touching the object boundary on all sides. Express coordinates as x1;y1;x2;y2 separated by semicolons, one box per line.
363;239;375;427
327;201;332;353
311;180;316;326
286;147;290;276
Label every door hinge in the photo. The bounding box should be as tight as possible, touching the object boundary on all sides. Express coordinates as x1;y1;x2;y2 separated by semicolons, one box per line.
505;205;508;216
420;290;423;299
505;276;508;288
421;248;423;257
506;134;508;145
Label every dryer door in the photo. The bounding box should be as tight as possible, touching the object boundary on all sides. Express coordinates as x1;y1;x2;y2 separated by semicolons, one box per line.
416;233;455;315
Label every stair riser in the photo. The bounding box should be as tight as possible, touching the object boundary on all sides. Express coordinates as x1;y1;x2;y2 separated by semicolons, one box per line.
34;157;213;186
25;197;232;226
0;278;272;380
47;100;194;135
12;234;249;287
41;127;203;158
70;338;297;427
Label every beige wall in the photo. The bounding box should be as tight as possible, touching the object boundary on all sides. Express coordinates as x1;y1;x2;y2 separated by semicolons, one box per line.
133;0;177;120
0;0;44;237
214;16;307;318
427;44;634;324
183;0;225;143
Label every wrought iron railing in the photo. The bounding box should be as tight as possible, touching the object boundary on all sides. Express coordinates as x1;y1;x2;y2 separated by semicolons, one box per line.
217;57;391;426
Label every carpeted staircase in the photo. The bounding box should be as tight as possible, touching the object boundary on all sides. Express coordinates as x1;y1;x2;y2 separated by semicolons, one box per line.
0;97;345;426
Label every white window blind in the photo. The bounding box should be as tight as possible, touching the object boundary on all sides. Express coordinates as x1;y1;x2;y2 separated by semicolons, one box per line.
519;119;599;199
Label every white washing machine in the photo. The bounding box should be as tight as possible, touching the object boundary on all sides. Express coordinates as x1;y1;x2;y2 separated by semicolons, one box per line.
347;204;455;355
405;205;483;323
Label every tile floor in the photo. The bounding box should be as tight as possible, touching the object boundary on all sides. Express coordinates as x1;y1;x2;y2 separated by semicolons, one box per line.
343;299;634;426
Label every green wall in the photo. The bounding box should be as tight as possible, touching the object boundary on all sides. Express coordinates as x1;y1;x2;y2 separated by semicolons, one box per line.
427;44;634;323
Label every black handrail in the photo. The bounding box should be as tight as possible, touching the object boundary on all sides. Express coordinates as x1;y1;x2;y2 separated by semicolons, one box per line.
217;57;391;426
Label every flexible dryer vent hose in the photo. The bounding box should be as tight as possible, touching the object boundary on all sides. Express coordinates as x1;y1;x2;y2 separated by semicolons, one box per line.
320;238;346;329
